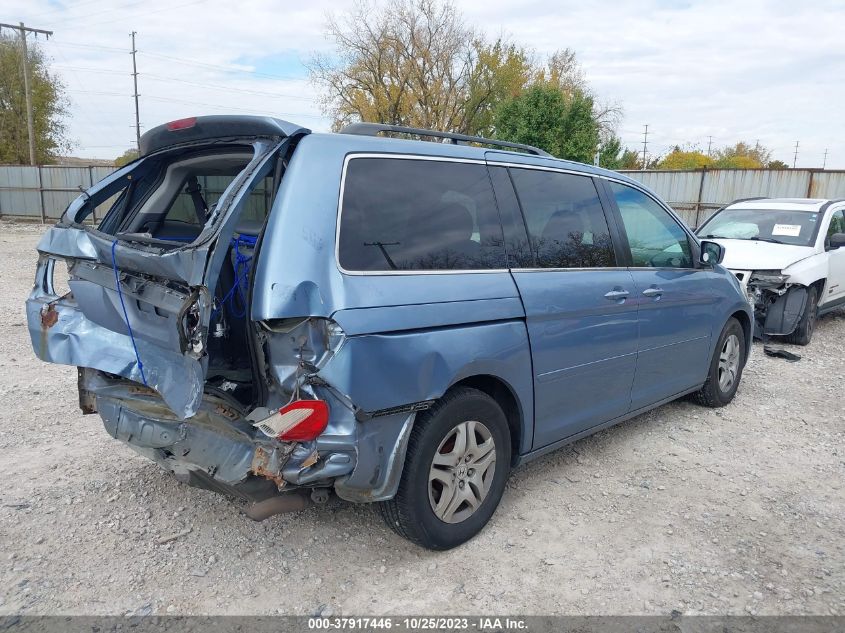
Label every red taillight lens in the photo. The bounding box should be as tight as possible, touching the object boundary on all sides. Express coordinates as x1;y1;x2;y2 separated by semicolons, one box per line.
166;117;197;131
276;400;329;442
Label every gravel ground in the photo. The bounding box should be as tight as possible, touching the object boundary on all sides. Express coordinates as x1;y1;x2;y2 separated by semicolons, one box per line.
0;220;843;617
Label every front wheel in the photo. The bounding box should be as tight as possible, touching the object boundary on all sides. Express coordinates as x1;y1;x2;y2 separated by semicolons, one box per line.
693;317;746;408
378;387;511;550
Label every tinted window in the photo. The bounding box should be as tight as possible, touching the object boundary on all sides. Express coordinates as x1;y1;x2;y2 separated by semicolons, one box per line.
609;182;692;268
509;169;615;268
338;158;506;271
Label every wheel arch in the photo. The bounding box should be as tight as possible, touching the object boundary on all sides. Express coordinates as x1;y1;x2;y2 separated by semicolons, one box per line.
449;374;526;465
730;308;752;362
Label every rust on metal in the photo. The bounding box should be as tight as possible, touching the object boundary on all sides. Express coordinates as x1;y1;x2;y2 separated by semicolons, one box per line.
213;403;239;421
40;304;58;329
128;384;158;396
251;446;287;489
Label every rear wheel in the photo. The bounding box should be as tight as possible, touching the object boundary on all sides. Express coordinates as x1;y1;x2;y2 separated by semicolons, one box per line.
378;387;511;550
693;317;746;408
783;285;818;346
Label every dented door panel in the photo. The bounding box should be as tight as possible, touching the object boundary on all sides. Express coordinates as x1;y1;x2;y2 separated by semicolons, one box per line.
316;319;534;452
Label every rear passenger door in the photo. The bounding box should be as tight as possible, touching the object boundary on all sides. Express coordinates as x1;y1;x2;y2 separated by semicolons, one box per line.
602;180;717;409
489;164;639;449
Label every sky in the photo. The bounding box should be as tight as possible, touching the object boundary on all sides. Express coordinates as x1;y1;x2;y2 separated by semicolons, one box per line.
4;0;844;167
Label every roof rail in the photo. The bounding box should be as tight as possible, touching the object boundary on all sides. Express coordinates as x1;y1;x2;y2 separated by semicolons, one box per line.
339;122;553;158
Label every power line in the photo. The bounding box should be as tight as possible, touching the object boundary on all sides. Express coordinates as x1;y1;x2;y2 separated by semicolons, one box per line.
137;51;305;82
30;0;104;19
141;94;324;119
82;0;205;28
43;39;127;53
142;74;313;101
53;65;127;75
45;39;309;83
57;0;149;25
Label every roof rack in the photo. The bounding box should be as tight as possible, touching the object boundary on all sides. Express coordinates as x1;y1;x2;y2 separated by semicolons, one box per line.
340;122;553;158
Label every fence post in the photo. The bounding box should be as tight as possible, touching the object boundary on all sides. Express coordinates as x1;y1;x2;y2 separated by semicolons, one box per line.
694;167;707;228
37;165;46;223
806;170;815;198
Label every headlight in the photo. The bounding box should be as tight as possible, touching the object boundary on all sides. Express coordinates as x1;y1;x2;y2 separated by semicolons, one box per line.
749;270;790;284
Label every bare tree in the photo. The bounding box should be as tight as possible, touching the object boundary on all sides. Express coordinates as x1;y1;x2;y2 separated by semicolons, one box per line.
308;0;528;134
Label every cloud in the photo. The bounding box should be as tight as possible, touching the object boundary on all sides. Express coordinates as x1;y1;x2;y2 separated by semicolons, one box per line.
8;0;843;167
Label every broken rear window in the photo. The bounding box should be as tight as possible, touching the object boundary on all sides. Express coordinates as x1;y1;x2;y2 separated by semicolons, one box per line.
68;144;272;244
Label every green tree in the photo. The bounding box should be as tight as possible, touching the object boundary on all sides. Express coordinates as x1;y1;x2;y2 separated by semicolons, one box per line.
309;0;623;148
598;135;623;168
492;85;599;162
768;159;789;169
713;141;771;169
0;33;70;164
657;146;714;170
618;148;642;170
114;148;139;167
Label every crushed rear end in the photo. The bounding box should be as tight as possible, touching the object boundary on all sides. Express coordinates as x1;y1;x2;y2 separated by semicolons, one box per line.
26;116;410;517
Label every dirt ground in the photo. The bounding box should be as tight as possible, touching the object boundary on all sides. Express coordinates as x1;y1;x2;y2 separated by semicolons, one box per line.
0;220;842;617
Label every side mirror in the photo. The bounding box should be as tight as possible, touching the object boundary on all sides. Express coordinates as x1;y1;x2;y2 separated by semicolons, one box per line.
829;233;845;249
699;240;724;266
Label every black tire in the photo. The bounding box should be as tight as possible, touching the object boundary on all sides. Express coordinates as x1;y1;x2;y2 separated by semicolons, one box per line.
378;387;511;550
783;285;818;346
693;317;746;408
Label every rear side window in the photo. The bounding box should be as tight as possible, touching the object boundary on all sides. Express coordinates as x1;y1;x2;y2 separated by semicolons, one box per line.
509;168;616;268
338;158;506;271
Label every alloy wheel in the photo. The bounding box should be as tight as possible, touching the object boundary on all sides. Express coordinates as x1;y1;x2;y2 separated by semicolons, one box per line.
718;333;741;392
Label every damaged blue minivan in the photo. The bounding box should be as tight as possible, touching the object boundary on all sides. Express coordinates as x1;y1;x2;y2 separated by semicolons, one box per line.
27;116;752;550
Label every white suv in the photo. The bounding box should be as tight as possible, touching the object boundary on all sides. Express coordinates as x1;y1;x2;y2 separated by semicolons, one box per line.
697;197;845;345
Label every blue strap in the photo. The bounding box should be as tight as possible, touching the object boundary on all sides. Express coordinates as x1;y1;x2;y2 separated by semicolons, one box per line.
110;240;148;386
211;235;254;322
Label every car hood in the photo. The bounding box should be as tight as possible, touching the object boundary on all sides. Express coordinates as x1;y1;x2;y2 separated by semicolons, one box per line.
708;239;817;271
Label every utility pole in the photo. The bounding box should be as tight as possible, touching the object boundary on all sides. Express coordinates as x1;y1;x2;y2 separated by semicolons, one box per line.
822;149;828;170
706;135;713;157
130;31;141;150
0;22;53;165
793;141;799;168
641;124;649;171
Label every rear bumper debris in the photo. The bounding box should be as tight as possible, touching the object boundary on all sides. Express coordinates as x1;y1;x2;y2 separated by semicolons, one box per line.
81;369;414;506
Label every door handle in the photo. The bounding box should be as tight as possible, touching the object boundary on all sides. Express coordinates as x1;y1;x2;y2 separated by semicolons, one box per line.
642;287;663;297
604;289;629;301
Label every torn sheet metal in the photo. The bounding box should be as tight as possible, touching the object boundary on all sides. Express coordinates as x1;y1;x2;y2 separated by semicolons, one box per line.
27;291;205;419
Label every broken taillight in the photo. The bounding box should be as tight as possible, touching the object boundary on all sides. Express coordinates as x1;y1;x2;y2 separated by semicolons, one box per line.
254;399;330;442
166;117;197;131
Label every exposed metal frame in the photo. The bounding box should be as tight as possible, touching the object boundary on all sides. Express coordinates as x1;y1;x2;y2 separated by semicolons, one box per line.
340;122;553;158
